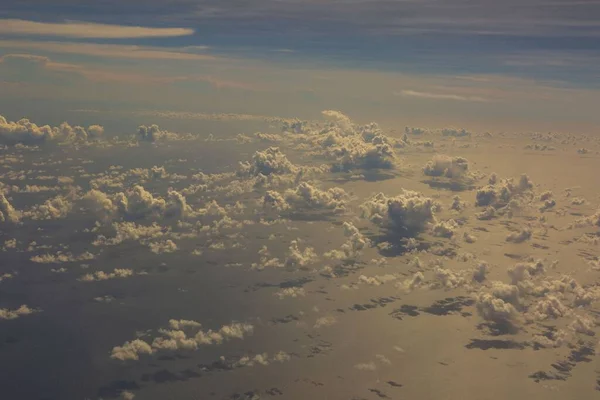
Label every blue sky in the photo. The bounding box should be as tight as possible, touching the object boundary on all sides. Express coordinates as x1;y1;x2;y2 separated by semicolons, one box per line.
1;0;600;132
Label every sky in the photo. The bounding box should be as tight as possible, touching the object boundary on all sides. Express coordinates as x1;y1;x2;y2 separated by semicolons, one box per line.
1;0;600;133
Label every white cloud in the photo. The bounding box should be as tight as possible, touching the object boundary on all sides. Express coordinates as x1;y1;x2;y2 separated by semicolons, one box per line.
79;268;134;282
313;315;337;329
361;190;437;236
0;193;20;223
396;90;488;102
0;19;194;39
0;304;39;320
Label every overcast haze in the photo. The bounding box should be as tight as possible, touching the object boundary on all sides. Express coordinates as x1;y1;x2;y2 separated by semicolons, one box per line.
1;2;600;400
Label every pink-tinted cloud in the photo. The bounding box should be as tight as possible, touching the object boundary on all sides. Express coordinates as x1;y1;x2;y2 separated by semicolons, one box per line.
0;19;194;39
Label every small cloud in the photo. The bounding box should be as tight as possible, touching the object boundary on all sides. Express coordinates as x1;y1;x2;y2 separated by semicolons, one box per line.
395;90;488;102
0;19;194;39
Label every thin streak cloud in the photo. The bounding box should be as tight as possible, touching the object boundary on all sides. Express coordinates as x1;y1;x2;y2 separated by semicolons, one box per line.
396;89;489;102
0;40;217;61
0;19;194;39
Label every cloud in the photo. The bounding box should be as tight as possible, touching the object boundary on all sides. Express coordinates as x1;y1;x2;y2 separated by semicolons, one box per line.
354;362;377;371
0;193;20;223
505;227;532;243
361;190;437;237
423;155;472;180
285;239;318;268
111;320;254;361
31;251;95;264
0;114;104;145
0;19;194;39
0;40;217;61
264;182;348;214
0;304;39;320
396;90;488;102
313;315;337;329
148;240;178;254
79;268;134;282
275;287;306;299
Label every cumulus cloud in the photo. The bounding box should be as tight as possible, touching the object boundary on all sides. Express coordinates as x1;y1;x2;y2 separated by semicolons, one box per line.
314;315;337;329
476;292;521;329
361;190;437;237
423;155;472;180
110;339;154;361
238;146;299;176
505;227;532;243
251;245;283;270
398;271;425;292
31;251;95;264
474;174;535;218
274;287;306;299
285;239;318;268
530;295;570;320
0;304;39;320
0;115;103;145
431;219;459;238
24;194;75;220
0;193;20;223
148;240;178;254
111;320;254;361
79;268;134;282
325;221;370;261
354;362;377;371
570;209;600;229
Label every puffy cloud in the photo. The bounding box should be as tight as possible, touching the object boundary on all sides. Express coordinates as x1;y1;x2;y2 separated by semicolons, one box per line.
358;274;398;286
251;246;283;270
24;194;74;220
148;239;178;254
476;292;521;328
111;321;254;361
110;339;154;361
423;155;471;180
431;219;458;238
569;314;596;336
530;295;570;320
274;287;306;299
31;251;95;264
325;221;370;261
118;185;166;218
0;115;103;145
431;266;466;289
94;221;166;246
0;304;39;320
505;227;532;243
79;268;134;282
121;391;135;400
507;260;546;285
238;147;298;176
283;182;348;212
475;174;535;210
313;315;337;329
285;239;318;268
450;195;466;212
81;189;117;220
137;124;176;142
0;193;20;223
398;271;425;292
472;261;489;283
361;190;437;236
570;209;600;229
354;362;377;371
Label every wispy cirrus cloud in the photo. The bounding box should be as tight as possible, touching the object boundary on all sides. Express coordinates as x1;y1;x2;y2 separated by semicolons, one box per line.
395;89;490;102
0;19;194;39
0;40;217;61
0;53;260;88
